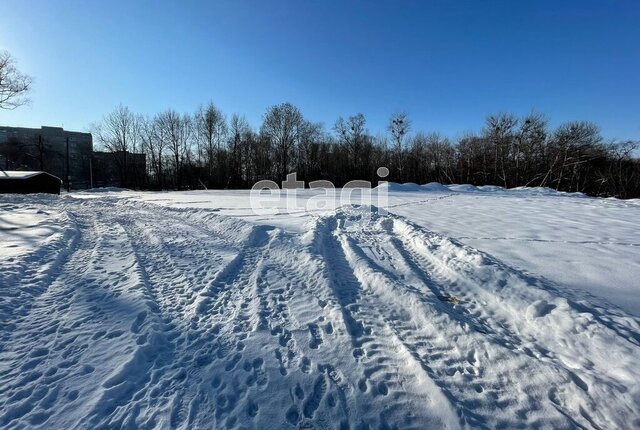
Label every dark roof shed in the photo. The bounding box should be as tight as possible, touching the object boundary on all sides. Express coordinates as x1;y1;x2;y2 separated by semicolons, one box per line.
0;171;62;195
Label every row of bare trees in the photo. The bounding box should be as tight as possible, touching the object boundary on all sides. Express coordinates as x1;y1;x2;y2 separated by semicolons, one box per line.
454;113;639;197
93;103;640;198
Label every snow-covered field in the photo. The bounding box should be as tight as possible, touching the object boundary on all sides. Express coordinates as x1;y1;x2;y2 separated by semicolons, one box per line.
1;184;639;429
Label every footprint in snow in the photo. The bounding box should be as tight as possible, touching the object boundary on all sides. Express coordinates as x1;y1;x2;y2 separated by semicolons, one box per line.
308;323;323;349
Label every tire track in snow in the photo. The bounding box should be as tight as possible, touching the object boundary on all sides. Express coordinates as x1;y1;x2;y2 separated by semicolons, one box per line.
79;200;341;428
330;206;640;429
311;212;462;429
66;203;174;429
3;196;640;429
1;202;159;429
0;204;80;348
106;200;322;428
110;202;276;428
333;217;517;428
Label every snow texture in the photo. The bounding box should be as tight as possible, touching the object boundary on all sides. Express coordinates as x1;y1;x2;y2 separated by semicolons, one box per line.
1;184;639;429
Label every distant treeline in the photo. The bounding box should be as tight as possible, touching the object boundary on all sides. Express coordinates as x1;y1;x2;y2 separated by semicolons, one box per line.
93;103;640;198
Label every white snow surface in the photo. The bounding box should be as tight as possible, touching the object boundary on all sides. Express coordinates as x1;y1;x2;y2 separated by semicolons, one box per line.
1;184;639;429
0;171;44;179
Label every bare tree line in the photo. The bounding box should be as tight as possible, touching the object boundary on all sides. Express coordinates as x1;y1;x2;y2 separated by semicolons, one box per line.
93;103;640;198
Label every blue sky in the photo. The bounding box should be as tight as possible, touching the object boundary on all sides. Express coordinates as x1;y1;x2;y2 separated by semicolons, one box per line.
1;0;639;140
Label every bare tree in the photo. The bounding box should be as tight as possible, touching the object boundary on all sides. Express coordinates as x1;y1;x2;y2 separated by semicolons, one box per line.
228;114;251;186
388;112;411;181
516;112;547;186
296;121;324;181
456;133;488;184
195;103;227;184
547;121;602;191
425;133;455;183
484;113;518;187
261;102;305;180
334;113;368;180
93;104;141;186
606;140;639;198
156;109;192;188
0;51;33;110
139;116;160;188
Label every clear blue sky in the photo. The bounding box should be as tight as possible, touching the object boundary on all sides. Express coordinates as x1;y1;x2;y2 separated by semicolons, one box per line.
1;0;639;140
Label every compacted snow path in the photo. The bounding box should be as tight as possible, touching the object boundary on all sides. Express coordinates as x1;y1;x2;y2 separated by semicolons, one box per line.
1;195;639;429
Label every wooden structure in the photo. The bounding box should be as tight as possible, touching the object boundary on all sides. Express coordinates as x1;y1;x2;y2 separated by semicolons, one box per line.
0;171;62;195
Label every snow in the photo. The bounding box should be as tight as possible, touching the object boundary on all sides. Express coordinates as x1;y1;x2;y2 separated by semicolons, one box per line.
79;187;130;193
0;171;43;180
1;184;639;429
385;189;640;317
376;181;450;192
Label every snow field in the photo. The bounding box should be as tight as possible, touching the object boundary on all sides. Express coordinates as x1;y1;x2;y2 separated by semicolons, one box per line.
1;187;639;429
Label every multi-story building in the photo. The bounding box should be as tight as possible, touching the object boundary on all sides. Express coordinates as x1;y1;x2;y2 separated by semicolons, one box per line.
0;125;147;190
0;126;93;189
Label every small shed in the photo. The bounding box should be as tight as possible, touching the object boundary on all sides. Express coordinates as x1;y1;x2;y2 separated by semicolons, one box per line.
0;171;62;195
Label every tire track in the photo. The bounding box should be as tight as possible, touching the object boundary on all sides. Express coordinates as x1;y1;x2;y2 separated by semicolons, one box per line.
311;211;462;429
3;196;639;429
330;207;639;429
